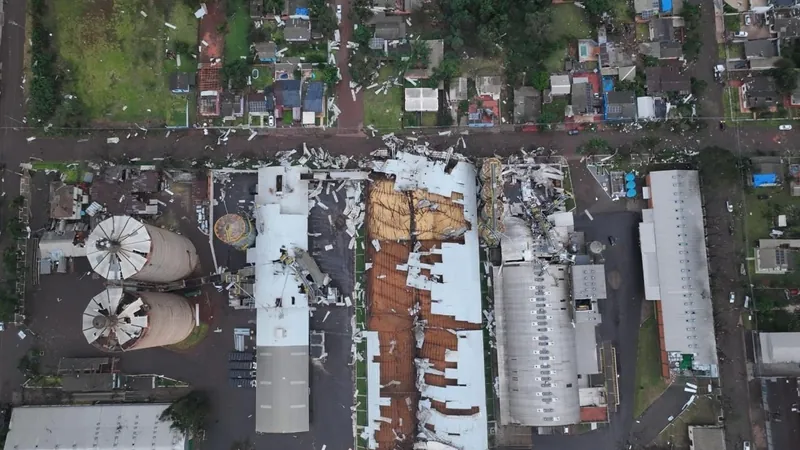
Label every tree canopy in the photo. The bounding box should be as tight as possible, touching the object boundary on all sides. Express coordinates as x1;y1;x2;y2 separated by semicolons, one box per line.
770;58;798;95
159;391;211;436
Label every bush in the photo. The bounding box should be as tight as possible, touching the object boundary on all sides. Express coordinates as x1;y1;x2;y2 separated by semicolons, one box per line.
29;0;61;121
222;59;250;90
160;391;211;436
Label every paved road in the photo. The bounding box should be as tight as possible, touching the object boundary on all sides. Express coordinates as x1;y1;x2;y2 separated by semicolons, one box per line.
333;0;364;132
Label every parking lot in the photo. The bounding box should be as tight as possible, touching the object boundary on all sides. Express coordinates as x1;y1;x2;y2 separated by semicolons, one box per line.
764;377;800;450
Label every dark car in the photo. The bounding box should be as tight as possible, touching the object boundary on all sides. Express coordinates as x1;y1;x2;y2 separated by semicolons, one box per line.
568;130;580;135
608;236;617;246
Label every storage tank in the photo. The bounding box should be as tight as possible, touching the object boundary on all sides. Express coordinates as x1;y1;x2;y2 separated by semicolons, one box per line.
213;213;256;250
82;287;196;352
85;215;199;282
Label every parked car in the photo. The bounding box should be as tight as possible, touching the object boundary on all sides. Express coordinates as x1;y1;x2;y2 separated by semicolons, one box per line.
726;200;733;212
567;130;579;135
734;31;748;38
779;124;792;131
268;115;275;127
729;292;736;304
744;14;752;26
336;4;342;23
743;442;751;450
608;236;617;246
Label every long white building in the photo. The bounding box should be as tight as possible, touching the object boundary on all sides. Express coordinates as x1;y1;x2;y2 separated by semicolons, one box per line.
3;404;185;450
640;170;718;376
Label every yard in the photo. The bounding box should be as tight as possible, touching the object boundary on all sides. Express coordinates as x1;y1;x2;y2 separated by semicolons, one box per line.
363;65;403;132
50;0;199;124
165;95;190;128
551;4;592;41
722;86;752;122
651;396;719;449
633;316;668;418
225;0;252;61
250;65;275;92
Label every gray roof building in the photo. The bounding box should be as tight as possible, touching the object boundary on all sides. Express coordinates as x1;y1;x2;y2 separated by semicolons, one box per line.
649;18;674;41
639;41;661;58
284;18;311;41
775;17;800;38
254;41;277;61
605;91;637;121
744;76;780;109
571;82;592;115
688;426;726;450
646;65;691;95
493;262;581;426
571;264;607;300
640;170;718;376
659;41;683;59
634;0;659;14
303;81;325;113
368;12;406;40
745;39;778;59
513;87;541;124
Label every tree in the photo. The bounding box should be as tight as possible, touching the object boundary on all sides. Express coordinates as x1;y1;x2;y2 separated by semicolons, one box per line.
527;71;550;91
690;77;707;97
222;59;250;90
584;0;612;24
160;391;211;436
769;58;798;95
578;138;612;156
318;63;339;88
431;54;461;84
309;0;337;39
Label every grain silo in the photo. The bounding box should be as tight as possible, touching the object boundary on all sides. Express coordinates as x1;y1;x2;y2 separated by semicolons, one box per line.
213;213;255;250
82;287;196;352
85;215;199;283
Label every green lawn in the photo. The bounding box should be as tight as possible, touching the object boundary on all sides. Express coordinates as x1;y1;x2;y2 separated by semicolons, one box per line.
544;46;567;73
744;187;795;247
724;14;741;32
166;95;189;127
633;316;668;418
551;4;592;41
364;65;403;132
723;86;751;122
283;109;294;124
612;0;634;23
251;65;275;91
636;23;650;42
225;0;252;61
51;0;198;124
421;111;438;126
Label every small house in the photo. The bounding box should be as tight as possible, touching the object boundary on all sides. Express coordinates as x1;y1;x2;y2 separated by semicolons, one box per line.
274;79;302;120
303;82;325;117
405;88;439;112
752;162;783;188
550;75;571;96
368;12;407;40
247;92;270;117
169;72;193;94
254;42;277;63
221;94;245;121
405;40;444;79
645;64;691;95
513;87;541;124
468;94;499;128
604;91;637;122
743;77;780;110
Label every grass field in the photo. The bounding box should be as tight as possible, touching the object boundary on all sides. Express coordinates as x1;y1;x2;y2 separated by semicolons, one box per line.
225;0;252;61
551;4;592;41
633;316;667;418
51;0;198;124
364;65;403;131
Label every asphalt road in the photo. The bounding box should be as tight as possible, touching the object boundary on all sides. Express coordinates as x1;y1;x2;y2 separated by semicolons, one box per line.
764;377;800;450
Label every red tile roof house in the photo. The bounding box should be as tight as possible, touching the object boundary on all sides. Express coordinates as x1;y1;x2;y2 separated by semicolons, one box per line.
467;95;500;128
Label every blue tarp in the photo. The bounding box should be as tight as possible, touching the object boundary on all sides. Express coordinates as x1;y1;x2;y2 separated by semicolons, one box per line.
753;174;779;187
661;0;672;12
625;173;635;181
295;7;308;15
627;189;637;198
602;77;614;93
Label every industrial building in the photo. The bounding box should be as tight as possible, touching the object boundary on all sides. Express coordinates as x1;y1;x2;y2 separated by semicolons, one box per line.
489;157;609;431
86;215;199;283
688;426;726;450
3;404;186;450
249;166;312;434
640;170;718;377
361;152;488;450
82;287;196;352
755;332;800;377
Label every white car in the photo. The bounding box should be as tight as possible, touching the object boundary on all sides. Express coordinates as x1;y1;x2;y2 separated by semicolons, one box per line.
744;15;752;26
726;201;733;213
743;442;751;450
336;4;342;24
779;124;792;131
734;31;748;38
729;292;736;304
268;115;275;127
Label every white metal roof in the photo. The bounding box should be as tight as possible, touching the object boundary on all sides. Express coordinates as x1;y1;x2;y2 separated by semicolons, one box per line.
4;404;185;450
252;166;311;434
362;331;389;449
571;264;607;300
641;170;718;371
550;75;571;95
637;96;656;120
405;87;439;112
418;331;488;450
759;332;800;364
374;152;482;324
85;216;152;281
493;263;581;426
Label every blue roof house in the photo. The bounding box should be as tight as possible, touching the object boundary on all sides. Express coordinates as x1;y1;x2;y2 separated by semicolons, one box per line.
753;163;782;187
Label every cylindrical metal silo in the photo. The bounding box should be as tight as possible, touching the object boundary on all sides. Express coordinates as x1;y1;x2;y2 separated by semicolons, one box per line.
213;213;256;250
85;215;199;283
82;288;196;352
